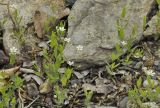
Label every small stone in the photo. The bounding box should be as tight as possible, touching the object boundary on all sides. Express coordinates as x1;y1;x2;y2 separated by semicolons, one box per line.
118;70;127;75
119;97;128;108
27;83;39;98
38;41;49;50
64;100;69;105
74;71;84;79
22;61;37;67
20;68;35;73
154;61;159;66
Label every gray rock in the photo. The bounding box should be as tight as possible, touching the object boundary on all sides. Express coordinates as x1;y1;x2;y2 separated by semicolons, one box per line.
64;0;154;70
119;97;128;108
143;15;160;40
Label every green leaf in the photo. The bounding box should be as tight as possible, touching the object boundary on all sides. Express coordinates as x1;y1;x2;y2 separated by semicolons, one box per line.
117;26;125;40
131;24;138;37
115;43;122;53
111;53;119;61
121;6;126;18
136;77;142;88
156;0;160;5
61;68;72;87
143;16;147;31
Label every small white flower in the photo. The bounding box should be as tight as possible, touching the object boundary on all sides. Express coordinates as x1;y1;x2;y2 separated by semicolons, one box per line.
10;4;18;9
10;47;19;54
64;38;71;43
67;61;74;66
145;69;156;76
59;27;66;32
142;67;156;76
121;41;127;46
54;95;57;98
76;45;83;51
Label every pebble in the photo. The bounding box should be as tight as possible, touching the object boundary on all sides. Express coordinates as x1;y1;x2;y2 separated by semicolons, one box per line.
119;97;128;108
20;68;35;73
38;41;49;50
27;83;39;98
154;60;159;66
22;61;37;67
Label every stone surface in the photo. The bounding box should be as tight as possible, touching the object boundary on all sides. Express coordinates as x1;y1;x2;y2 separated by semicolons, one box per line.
65;0;77;7
64;0;154;70
143;15;160;40
119;97;128;108
1;0;69;61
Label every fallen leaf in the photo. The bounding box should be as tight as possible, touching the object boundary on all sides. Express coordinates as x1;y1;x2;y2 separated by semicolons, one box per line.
0;66;20;79
34;11;47;39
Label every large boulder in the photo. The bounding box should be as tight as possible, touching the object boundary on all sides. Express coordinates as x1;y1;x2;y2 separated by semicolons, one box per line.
64;0;154;70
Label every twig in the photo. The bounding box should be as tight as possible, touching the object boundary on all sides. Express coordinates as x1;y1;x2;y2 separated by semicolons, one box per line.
24;96;40;108
18;88;24;108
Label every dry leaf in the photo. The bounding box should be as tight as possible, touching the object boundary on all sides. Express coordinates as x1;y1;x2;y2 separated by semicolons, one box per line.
34;11;47;39
0;66;20;79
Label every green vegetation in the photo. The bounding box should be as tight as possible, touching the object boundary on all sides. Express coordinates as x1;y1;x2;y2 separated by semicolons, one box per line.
39;21;73;107
84;90;93;107
10;9;25;45
0;74;23;108
128;76;160;108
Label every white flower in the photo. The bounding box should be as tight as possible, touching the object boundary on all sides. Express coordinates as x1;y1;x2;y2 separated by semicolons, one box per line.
67;61;74;66
64;38;71;43
10;47;19;54
59;27;65;32
121;41;127;46
10;4;18;9
54;95;57;98
76;45;83;51
145;69;156;76
142;67;156;76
